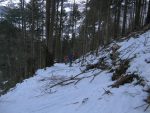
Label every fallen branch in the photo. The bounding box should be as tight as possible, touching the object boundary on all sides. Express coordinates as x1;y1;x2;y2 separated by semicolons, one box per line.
144;105;150;112
90;70;103;83
49;69;94;88
102;88;113;96
135;104;147;109
111;75;134;88
49;70;103;88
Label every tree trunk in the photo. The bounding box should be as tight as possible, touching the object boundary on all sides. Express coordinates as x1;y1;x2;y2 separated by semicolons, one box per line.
122;0;128;36
46;0;54;67
134;0;142;30
145;0;150;25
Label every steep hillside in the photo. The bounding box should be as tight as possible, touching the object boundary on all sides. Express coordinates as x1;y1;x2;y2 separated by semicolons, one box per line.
0;30;150;113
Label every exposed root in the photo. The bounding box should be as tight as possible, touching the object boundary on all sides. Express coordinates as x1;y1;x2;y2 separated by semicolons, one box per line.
111;73;143;88
111;75;134;88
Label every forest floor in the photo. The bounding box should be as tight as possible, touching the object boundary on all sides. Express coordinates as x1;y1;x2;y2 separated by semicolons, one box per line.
1;31;150;113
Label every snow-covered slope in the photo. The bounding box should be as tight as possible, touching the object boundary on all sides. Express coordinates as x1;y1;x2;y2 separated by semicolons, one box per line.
1;31;150;113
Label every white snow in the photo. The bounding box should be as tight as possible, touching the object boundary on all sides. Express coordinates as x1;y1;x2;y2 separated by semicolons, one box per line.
1;31;150;113
67;0;86;4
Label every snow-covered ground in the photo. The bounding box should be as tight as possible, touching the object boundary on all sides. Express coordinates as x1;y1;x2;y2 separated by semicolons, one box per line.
1;31;150;113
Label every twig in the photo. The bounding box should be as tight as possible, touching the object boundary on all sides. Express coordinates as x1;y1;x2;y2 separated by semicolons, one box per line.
134;104;147;109
90;70;103;83
144;105;150;112
102;88;112;96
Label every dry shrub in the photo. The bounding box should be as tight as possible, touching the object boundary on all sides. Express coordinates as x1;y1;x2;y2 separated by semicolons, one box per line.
112;60;130;81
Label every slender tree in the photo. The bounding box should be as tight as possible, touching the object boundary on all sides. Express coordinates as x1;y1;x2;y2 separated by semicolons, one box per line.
145;0;150;25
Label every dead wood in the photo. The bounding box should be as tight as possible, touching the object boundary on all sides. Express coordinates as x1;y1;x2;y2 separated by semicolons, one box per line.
137;88;150;111
111;72;145;88
117;24;150;42
111;75;134;88
145;95;150;104
102;88;113;96
86;57;110;71
134;77;146;87
49;69;103;88
112;59;130;81
144;88;150;104
89;71;103;83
